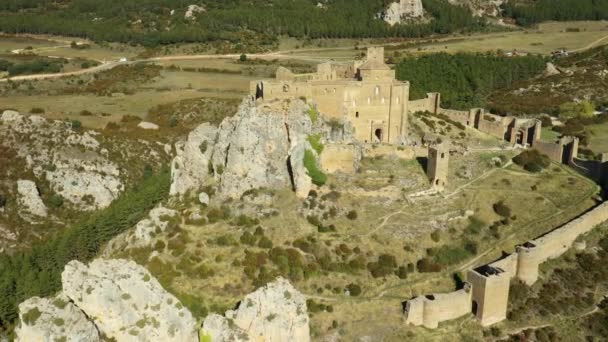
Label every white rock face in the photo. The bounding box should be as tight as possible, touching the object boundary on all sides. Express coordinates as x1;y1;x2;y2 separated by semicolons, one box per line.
170;123;216;196
545;62;561;76
134;206;178;243
62;259;197;342
382;0;424;25
15;294;100;342
211;100;312;199
198;192;210;205
202;277;310;342
185;4;205;20
137;122;160;130
1;112;126;211
17;180;48;219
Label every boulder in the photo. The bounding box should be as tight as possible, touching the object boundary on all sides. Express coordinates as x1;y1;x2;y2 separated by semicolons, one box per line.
62;259;197;342
170;123;217;196
202;277;310;342
137;122;160;130
1;110;23;123
17;180;48;219
198;192;210;205
15;294;100;342
184;4;205;20
544;62;561;77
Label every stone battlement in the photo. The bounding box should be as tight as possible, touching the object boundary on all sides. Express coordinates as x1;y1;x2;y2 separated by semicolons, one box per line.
404;201;608;328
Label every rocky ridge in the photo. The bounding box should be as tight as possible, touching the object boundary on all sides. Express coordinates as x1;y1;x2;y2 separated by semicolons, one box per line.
202;277;310;342
170;98;346;200
15;259;311;342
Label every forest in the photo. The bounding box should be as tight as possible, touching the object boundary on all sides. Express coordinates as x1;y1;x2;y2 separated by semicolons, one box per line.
0;0;487;47
503;0;608;26
396;52;547;109
0;168;170;334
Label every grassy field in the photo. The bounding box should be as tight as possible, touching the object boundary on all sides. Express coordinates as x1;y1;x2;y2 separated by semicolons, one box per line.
587;121;608;153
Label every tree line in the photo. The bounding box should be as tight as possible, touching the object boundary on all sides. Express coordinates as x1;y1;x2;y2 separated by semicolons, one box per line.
0;0;488;47
0;168;170;334
503;0;608;26
396;52;547;109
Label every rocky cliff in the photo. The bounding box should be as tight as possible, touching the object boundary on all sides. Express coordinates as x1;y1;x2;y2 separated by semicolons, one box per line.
15;260;311;342
381;0;425;26
171;98;335;199
15;258;197;342
202;277;310;342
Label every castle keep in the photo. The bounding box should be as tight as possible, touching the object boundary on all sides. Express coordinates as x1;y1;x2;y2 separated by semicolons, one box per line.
250;47;410;144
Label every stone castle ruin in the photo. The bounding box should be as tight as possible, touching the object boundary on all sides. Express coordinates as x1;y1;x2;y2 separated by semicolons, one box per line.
404;201;608;328
251;47;410;145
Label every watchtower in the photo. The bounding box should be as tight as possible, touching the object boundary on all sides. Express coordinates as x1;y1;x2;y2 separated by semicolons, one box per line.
427;143;449;189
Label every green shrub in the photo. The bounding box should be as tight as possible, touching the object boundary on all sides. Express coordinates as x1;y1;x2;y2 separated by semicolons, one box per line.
346;210;358;220
29;107;45;114
416;257;442;273
307;107;319;124
48;194;64;208
239;54;247;62
303;150;327;186
22;308;42;325
396;266;408;279
513;150;551;173
307;134;324;154
430;230;441;242
258;236;273;249
0;194;6;208
433;245;471;266
70;120;82;131
346;283;361;296
493;200;512;218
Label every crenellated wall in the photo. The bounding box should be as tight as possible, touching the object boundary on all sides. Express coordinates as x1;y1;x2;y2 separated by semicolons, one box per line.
404;284;472;329
403;201;608;328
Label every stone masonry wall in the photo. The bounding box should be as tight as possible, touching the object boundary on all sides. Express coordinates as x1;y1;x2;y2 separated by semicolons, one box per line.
404;201;608;328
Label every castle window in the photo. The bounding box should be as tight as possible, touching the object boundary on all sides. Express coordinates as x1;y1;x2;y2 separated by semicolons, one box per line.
356;112;359;118
441;153;445;159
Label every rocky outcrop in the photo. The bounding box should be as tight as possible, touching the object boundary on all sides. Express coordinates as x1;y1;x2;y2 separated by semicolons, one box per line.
15;294;100;342
61;259;197;341
544;62;561;77
17;180;48;220
1;111;127;211
133;206;178;244
185;4;205;20
170;123;216;196
170;98;327;199
381;0;424;25
211;99;313;199
202;277;310;342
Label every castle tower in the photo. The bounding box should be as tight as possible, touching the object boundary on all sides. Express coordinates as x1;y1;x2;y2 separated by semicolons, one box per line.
427;143;449;189
467;266;511;326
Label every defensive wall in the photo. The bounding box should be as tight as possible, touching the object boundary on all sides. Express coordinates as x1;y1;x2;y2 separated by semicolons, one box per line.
404;201;608;328
408;94;542;146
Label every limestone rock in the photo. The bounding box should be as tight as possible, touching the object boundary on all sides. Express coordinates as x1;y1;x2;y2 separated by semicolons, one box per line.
1;110;23;123
202;277;310;342
185;4;205;20
62;259;197;342
544;62;561;77
198;192;210;205
133;206;178;243
15;294;100;342
17;180;48;219
170;123;216;196
137;122;160;130
211;98;314;199
381;0;424;26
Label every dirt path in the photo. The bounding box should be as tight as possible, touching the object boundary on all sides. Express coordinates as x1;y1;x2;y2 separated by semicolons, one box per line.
570;33;608;52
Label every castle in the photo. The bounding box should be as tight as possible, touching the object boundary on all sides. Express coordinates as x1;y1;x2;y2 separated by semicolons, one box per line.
250;47;410;145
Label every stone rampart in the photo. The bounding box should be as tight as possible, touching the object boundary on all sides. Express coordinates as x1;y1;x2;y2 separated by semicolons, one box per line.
404;285;472;329
320;144;362;174
404;201;608;328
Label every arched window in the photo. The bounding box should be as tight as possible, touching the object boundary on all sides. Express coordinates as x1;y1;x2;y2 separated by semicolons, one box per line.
356;112;359;118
